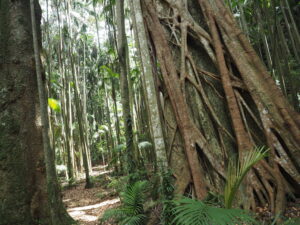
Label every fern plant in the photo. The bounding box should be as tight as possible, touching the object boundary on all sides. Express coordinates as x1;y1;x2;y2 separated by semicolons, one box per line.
224;146;268;208
171;197;256;225
100;180;148;225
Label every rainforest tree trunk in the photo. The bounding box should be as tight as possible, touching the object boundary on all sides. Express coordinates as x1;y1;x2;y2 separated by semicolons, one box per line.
116;0;137;176
0;0;72;224
130;0;168;172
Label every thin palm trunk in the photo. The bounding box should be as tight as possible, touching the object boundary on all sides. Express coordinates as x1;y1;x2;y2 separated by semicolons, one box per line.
116;0;137;176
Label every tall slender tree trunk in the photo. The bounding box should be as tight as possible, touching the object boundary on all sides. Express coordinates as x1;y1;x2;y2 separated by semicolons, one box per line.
116;0;137;176
71;59;92;188
130;0;168;172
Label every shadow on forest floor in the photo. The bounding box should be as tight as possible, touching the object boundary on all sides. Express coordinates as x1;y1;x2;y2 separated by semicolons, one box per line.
63;165;120;225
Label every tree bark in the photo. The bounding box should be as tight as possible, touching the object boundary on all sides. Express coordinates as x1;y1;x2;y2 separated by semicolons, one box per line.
130;0;168;172
141;0;300;214
143;0;208;199
116;0;137;176
0;0;72;224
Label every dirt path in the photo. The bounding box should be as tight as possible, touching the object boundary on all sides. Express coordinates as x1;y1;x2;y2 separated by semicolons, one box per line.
63;166;120;225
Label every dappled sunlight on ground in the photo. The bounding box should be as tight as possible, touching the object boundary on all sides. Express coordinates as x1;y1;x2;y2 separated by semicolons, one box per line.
91;169;113;177
68;211;98;222
74;165;113;180
68;198;120;212
67;198;120;223
63;165;120;225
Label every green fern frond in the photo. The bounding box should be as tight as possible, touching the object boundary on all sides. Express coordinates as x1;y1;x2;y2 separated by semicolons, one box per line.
207;206;256;224
171;197;256;225
121;180;148;212
121;214;147;225
101;180;148;225
101;208;127;222
224;146;268;209
172;198;210;225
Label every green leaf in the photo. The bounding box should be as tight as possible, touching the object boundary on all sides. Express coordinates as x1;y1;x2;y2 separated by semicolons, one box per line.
48;98;61;113
171;197;256;225
115;144;126;152
224;146;268;208
100;65;119;78
101;181;148;225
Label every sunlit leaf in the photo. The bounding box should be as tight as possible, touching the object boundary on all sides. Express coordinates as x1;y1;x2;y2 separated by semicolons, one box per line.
48;98;61;113
100;65;119;78
99;124;109;132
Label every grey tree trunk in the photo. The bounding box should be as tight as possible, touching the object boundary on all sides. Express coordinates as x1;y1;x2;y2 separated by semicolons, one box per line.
130;0;168;172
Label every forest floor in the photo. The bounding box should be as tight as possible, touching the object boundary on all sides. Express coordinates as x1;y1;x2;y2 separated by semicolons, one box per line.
61;165;300;225
62;165;120;225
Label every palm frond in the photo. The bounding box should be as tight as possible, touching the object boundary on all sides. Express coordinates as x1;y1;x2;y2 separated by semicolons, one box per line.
121;214;147;225
207;206;256;224
101;180;148;225
171;197;256;225
121;180;148;212
172;198;210;225
224;146;268;209
101;208;128;222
